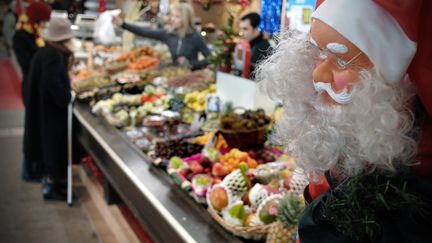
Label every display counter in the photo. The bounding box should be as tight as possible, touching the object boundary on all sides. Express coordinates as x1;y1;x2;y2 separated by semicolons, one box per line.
73;102;246;243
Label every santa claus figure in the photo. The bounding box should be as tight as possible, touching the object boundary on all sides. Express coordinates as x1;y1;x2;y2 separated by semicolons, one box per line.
256;0;432;242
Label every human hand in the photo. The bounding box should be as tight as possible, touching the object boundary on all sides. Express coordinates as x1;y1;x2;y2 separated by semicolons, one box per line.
177;56;188;65
112;16;124;26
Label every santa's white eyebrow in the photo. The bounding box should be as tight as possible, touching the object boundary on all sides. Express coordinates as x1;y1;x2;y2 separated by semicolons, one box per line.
309;37;318;47
326;43;348;54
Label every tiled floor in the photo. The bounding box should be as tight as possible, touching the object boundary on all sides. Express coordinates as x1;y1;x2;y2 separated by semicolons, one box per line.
0;109;100;243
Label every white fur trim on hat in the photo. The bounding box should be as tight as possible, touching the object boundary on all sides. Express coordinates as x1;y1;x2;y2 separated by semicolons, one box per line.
312;0;417;83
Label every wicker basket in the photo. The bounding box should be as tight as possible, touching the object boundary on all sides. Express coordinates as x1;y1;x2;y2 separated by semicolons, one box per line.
207;207;272;241
219;125;268;151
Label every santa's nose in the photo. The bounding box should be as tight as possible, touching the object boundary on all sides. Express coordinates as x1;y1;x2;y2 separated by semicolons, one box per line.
312;59;333;84
312;61;357;92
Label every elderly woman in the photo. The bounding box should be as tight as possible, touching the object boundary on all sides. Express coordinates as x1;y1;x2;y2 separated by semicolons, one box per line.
26;17;75;200
113;3;210;70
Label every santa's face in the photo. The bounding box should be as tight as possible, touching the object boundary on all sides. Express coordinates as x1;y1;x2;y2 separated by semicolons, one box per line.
309;19;373;105
255;23;416;179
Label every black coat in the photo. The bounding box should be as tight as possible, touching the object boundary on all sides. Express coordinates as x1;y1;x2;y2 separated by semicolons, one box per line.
12;29;39;106
298;173;432;243
25;44;72;179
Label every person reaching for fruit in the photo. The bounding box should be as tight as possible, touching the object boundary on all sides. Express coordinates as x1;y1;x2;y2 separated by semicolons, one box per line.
112;3;211;70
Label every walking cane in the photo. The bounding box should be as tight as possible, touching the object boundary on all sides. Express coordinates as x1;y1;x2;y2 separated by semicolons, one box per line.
67;91;76;206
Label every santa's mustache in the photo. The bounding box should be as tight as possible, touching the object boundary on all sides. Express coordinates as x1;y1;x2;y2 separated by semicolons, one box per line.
313;81;355;105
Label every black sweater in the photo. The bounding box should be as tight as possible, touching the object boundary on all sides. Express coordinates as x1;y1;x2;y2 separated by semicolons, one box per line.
249;33;271;79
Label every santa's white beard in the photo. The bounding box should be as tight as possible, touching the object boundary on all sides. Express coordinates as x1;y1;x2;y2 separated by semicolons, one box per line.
256;32;418;179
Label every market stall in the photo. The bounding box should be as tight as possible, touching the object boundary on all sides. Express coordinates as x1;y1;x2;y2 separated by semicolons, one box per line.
63;0;311;238
69;37;306;243
74;102;245;243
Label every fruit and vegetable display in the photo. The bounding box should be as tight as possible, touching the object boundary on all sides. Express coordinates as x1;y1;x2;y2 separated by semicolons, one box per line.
91;85;169;127
94;44;122;53
72;46;172;100
162;144;282;195
167;69;215;91
191;132;228;149
220;108;271;131
154;140;203;159
114;46;156;63
184;84;217;112
206;163;308;241
76;43;307;241
72;73;113;93
127;56;159;71
154;66;191;80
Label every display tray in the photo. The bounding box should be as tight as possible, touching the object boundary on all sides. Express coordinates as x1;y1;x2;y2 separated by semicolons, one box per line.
73;102;256;243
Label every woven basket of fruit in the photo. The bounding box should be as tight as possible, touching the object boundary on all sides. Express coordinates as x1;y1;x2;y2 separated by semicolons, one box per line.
208;207;273;240
219;125;268;151
219;108;271;150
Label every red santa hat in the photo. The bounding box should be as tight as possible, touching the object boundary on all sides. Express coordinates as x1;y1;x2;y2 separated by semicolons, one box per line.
312;0;422;83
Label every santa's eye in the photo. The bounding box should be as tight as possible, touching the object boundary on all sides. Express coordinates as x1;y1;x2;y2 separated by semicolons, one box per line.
337;58;348;68
319;52;328;60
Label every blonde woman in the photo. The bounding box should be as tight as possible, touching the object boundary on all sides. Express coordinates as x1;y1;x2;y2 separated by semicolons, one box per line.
113;3;210;70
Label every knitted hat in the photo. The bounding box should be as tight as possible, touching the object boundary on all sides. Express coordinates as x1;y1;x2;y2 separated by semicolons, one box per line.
312;0;422;83
16;2;52;47
43;17;75;42
26;2;52;23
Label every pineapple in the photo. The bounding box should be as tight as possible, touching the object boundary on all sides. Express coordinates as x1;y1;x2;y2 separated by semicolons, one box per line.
266;193;305;243
267;221;295;243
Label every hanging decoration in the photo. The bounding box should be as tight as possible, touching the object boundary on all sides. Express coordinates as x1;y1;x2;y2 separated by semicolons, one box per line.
192;0;222;11
260;0;282;35
225;0;251;9
236;0;250;8
99;0;107;12
192;0;249;11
